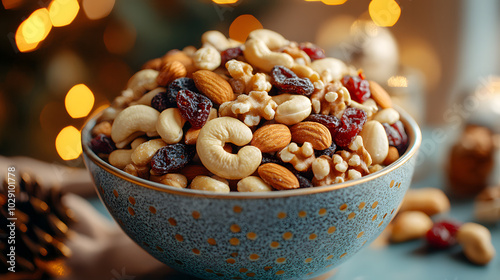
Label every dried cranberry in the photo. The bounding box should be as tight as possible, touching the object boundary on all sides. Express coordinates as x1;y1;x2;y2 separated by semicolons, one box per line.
341;75;371;103
383;121;408;155
271;65;314;96
296;173;313;188
315;142;337;158
220;47;243;66
306;114;341;138
166;77;198;107
299;42;326;61
334;107;367;148
426;221;461;249
151;144;195;175
89;134;116;154
176;89;213;129
151;88;171;112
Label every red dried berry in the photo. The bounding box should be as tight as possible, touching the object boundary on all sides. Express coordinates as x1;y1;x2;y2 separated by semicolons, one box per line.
166;77;198;107
89;134;116;154
221;47;243;66
271;66;314;96
306;114;341;138
295;173;313;188
383;121;408;155
341;75;371;103
176;89;213;129
151;144;195;175
426;221;461;249
150;88;171;112
334;107;367;148
315;142;337;158
299;42;326;61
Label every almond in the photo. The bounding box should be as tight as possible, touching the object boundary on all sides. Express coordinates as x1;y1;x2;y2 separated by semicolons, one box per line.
369;80;392;109
258;163;299;190
251;124;291;153
184;127;200;145
193;70;235;105
156;61;187;86
290;121;332;150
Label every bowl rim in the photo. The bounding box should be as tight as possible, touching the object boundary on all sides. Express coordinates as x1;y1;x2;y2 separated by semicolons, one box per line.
82;105;422;199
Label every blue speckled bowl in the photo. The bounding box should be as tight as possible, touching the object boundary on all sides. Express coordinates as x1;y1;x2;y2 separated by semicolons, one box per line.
82;107;421;280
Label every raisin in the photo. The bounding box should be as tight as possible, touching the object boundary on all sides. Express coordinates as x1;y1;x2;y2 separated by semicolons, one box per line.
271;65;314;96
261;153;282;165
341;75;371;103
176;89;213;129
295;173;313;188
151;88;171;112
221;47;243;66
151;144;195;175
383;121;408;155
315;142;337;158
299;42;326;61
334;107;367;148
167;77;198;107
89;134;116;154
306;114;341;138
426;221;461;249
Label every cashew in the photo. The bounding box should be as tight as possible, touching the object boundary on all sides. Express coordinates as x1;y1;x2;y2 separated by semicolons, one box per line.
311;58;347;82
272;94;312;125
111;105;160;148
190;175;230;193
108;137;147;169
131;139;167;166
457;223;496;265
201;30;240;51
390;211;433;243
196;117;262;180
349;98;378;117
373;108;400;125
359;120;389;165
151;173;188;188
237;176;273;192
125;69;159;98
91;121;112;137
193;46;221;71
156;108;186;144
247;29;289;50
291;64;321;83
243;39;294;72
399;188;450;216
130;87;165;106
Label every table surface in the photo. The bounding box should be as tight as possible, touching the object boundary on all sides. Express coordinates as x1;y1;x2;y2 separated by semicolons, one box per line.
89;127;500;280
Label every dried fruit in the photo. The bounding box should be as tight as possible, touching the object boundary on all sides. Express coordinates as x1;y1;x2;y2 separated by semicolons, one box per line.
335;107;367;148
90;134;116;154
305;114;341;138
426;221;461;249
383;120;408;155
167;77;199;107
151;144;195;175
221;47;243;66
315;142;337;158
176;89;213;129
150;88;171;112
341;75;371;103
271;65;314;96
295;173;313;188
299;42;326;61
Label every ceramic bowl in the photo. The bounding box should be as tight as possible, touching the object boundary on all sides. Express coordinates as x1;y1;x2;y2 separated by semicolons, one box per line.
82;107;421;280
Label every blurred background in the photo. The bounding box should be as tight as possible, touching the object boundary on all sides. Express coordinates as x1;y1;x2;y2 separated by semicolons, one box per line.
0;0;499;166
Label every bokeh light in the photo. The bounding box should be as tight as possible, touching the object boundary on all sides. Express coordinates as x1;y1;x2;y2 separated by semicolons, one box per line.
2;0;23;9
321;0;348;5
229;14;263;43
387;76;408;88
369;0;401;27
82;0;115;20
65;84;95;118
15;8;52;52
55;126;82;160
212;0;239;4
49;0;80;27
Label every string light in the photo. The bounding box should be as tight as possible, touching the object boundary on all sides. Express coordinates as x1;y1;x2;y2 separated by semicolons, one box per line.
55;126;82;160
48;0;80;27
15;8;51;52
65;84;95;119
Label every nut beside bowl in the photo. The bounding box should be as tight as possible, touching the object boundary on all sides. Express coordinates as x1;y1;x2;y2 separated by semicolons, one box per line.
82;106;421;280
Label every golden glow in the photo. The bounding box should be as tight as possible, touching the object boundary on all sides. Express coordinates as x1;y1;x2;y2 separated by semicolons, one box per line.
369;0;401;27
15;8;52;53
387;76;408;88
56;126;82;160
49;0;80;27
2;0;23;9
82;0;115;20
212;0;239;4
229;14;263;43
322;0;348;5
65;84;95;118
